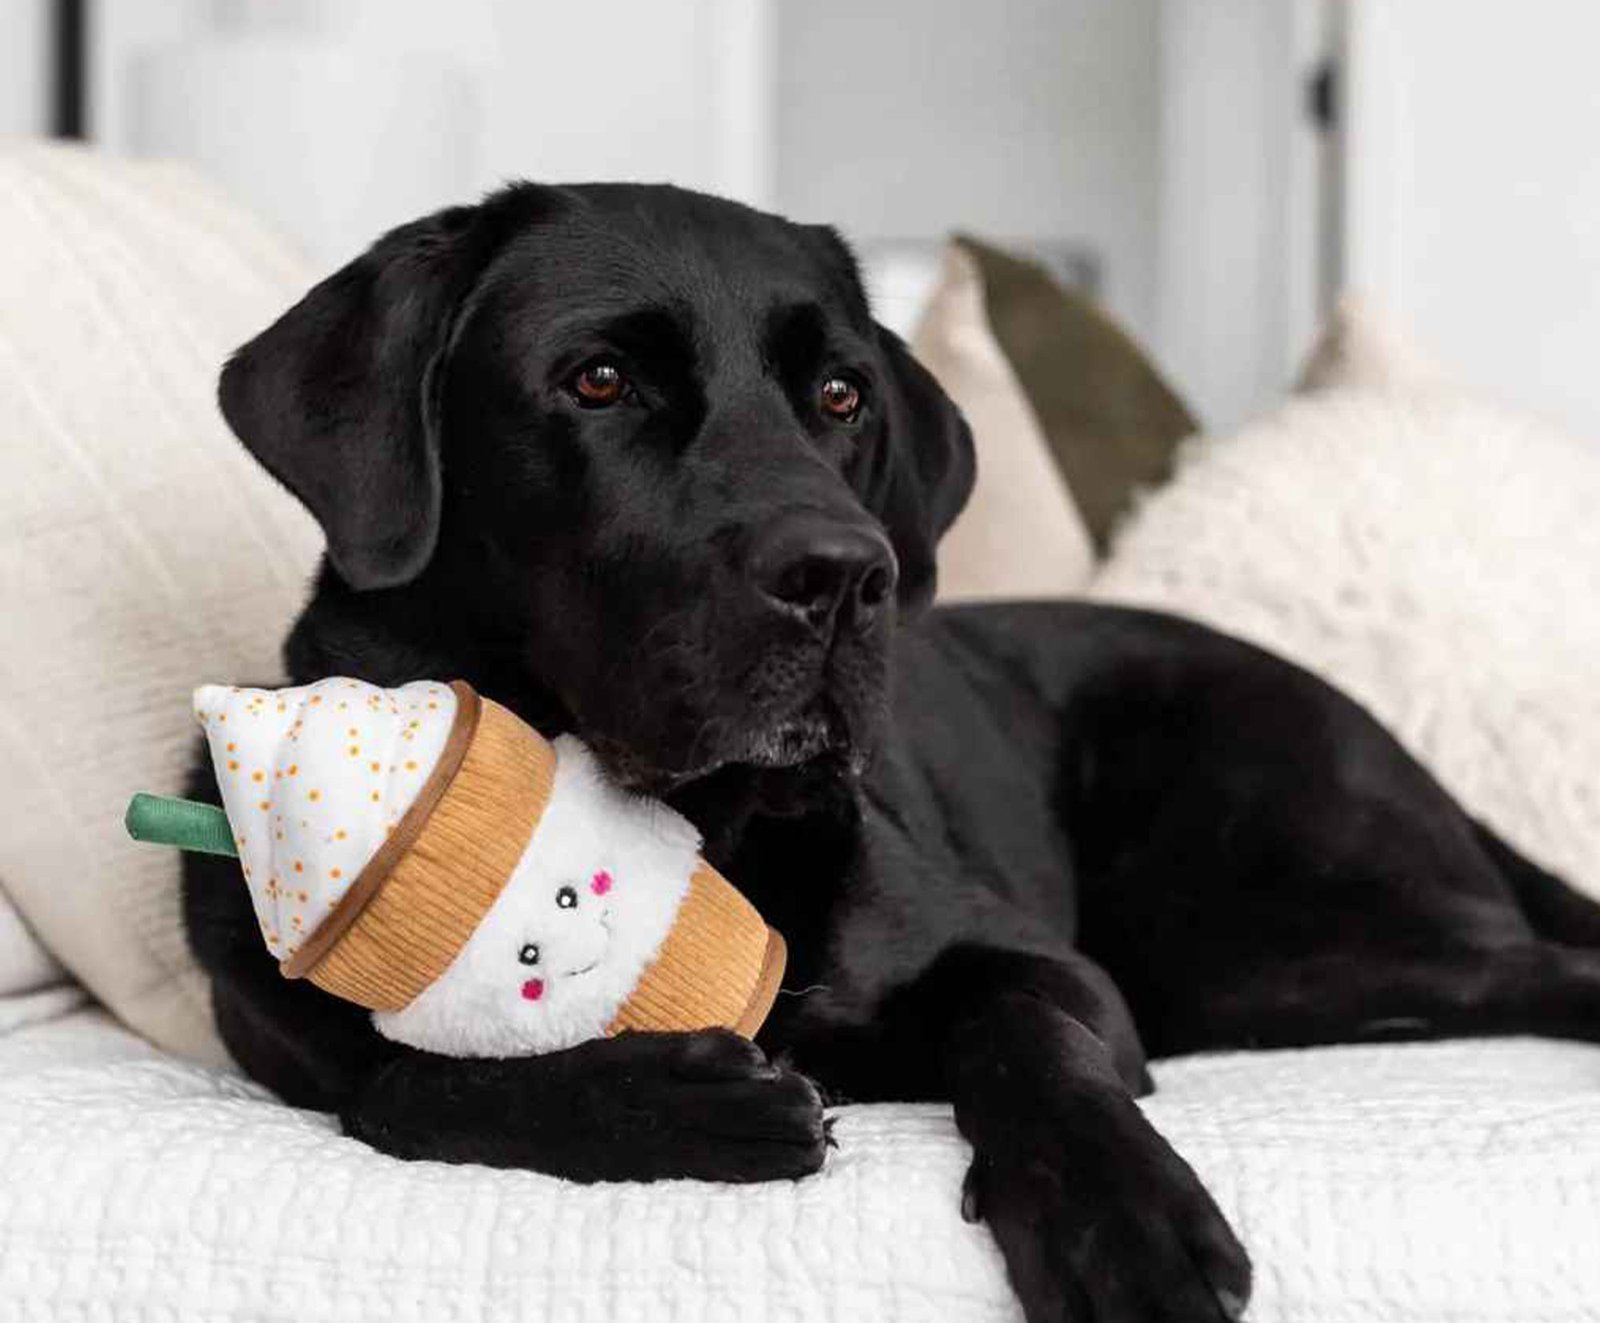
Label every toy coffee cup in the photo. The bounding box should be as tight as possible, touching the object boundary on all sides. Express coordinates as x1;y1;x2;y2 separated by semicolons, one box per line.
127;678;786;1058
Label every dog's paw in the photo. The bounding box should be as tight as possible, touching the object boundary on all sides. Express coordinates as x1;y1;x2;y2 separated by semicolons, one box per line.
966;1088;1250;1323
588;1029;828;1182
343;1029;826;1184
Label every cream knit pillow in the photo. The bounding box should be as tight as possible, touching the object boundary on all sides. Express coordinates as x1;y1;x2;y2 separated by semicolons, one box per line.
1295;295;1456;395
0;145;322;1059
1090;301;1600;899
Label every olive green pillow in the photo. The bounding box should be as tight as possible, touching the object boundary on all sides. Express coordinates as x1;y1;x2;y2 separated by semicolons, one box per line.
956;235;1197;552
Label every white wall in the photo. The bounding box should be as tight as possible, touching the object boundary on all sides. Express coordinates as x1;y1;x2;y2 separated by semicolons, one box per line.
1155;0;1330;432
1346;0;1600;436
94;0;773;270
772;0;1163;348
86;0;1173;349
0;0;49;138
14;0;1318;432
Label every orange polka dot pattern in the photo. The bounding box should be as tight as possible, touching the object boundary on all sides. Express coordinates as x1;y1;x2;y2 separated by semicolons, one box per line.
193;678;458;964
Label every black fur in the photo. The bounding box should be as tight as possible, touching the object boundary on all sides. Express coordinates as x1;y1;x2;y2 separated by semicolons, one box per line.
186;182;1600;1323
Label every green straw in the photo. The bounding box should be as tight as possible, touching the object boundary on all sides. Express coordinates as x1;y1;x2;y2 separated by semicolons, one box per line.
125;793;239;858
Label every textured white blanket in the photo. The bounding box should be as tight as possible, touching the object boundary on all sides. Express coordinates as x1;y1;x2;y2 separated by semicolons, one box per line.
2;1006;1596;1323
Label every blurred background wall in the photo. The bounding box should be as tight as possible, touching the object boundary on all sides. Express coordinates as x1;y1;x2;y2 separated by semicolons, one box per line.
1344;0;1600;440
4;0;1599;439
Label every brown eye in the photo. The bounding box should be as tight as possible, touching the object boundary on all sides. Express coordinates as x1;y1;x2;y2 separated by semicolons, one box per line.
571;360;627;407
819;376;862;421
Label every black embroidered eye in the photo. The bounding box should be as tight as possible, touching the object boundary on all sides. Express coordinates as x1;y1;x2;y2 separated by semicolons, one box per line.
556;886;578;910
518;942;540;966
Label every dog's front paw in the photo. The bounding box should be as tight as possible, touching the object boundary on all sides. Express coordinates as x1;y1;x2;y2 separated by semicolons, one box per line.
344;1029;826;1184
965;1088;1250;1323
602;1028;829;1182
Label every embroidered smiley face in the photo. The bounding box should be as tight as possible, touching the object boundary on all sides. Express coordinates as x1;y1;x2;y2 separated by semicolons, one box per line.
516;871;617;1002
371;733;702;1057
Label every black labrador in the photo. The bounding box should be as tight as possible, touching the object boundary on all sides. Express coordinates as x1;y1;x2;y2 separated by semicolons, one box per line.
183;182;1600;1323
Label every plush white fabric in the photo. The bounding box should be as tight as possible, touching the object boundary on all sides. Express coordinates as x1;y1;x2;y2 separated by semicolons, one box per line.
0;144;321;1060
378;735;701;1057
2;1006;1596;1323
1090;386;1600;899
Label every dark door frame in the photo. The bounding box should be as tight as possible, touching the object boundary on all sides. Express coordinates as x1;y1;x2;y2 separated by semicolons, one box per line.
53;0;87;139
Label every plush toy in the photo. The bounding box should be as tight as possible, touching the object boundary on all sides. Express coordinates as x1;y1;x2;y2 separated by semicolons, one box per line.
126;678;786;1057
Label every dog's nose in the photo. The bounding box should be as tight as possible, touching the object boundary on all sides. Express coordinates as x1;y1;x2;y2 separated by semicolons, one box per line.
750;516;898;633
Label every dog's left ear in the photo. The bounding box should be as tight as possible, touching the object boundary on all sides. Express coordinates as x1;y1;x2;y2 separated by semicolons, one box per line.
218;185;549;590
867;327;976;612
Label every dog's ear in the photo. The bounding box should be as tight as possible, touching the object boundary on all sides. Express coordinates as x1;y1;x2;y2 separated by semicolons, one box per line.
800;224;975;612
218;191;539;590
868;327;976;612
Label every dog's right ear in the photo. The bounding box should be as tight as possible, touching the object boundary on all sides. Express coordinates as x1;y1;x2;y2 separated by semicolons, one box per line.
219;189;543;590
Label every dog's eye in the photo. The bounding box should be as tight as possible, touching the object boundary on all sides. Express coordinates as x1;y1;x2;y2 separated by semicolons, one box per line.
819;375;862;422
556;885;578;910
569;360;628;408
518;942;540;966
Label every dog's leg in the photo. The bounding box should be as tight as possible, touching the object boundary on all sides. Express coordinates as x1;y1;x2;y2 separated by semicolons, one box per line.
189;754;825;1183
1072;809;1600;1056
204;950;827;1182
886;946;1252;1323
1472;819;1600;948
1060;673;1600;1058
342;1028;827;1183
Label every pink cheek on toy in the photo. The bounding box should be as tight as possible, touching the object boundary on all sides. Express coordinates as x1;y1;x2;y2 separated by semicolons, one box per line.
521;978;545;1001
590;870;613;896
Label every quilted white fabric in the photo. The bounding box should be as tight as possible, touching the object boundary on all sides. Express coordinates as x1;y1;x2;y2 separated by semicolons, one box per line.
1090;386;1600;900
0;144;322;1059
2;1007;1596;1323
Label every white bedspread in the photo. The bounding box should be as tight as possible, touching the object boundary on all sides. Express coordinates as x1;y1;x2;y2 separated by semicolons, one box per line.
2;1006;1595;1322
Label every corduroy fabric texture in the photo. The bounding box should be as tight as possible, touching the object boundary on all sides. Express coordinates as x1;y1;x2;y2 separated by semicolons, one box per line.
308;697;554;1012
608;862;781;1036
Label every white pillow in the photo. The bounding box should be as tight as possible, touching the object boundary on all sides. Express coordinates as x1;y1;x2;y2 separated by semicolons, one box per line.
0;145;323;1059
0;886;62;1000
1295;295;1456;395
1088;304;1600;899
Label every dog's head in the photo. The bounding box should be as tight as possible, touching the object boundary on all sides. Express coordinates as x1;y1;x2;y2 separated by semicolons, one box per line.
220;183;973;793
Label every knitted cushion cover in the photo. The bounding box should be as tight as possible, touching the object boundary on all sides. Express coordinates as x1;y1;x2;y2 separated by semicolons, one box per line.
1089;302;1600;899
0;144;322;1059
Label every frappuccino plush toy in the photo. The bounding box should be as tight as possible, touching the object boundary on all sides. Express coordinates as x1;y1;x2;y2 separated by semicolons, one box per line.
127;678;786;1057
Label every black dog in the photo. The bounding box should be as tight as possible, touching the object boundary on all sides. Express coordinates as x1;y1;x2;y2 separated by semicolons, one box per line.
183;183;1600;1323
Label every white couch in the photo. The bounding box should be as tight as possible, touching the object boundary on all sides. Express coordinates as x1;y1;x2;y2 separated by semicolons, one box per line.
3;146;1598;1322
